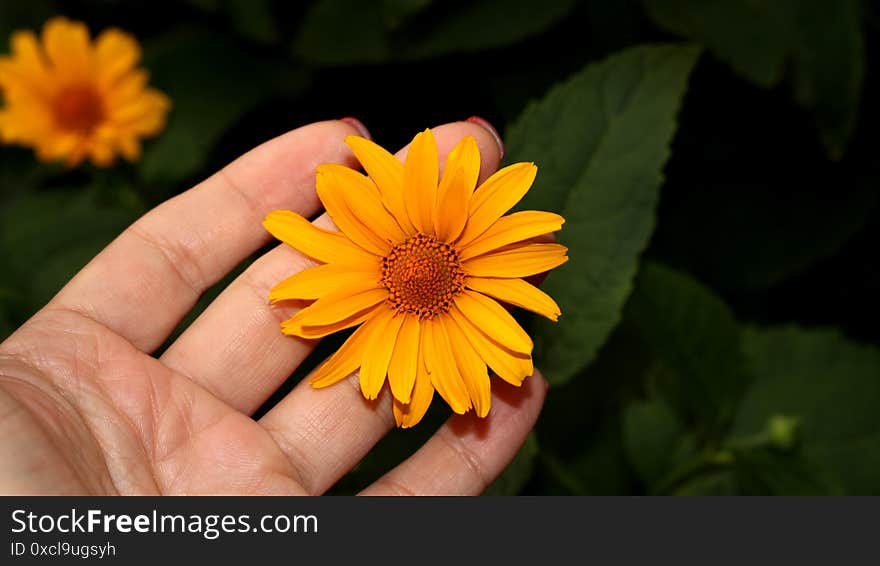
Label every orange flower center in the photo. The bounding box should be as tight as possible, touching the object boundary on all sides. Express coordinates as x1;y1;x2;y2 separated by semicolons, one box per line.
53;86;105;134
381;234;466;319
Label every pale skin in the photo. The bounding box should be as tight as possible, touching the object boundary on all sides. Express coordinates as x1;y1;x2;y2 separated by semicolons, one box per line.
0;120;548;495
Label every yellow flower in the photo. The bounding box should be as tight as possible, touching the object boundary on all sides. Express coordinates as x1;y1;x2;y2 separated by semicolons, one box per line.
0;17;170;167
263;129;568;427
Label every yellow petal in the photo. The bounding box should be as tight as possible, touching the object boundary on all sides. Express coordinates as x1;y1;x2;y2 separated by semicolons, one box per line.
281;287;387;338
309;323;371;388
403;128;439;234
424;319;471;414
457;162;537;246
463;243;568;278
345;135;416;234
387;314;420;403
316;164;407;252
466;277;561;321
118;135;141;161
460;211;564;260
448;305;533;386
360;309;405;400
104;70;148;110
94;28;141;88
111;89;171;134
443;316;491;418
87;139;115;167
270;263;381;302
437;136;481;205
453;290;532;354
316;166;391;255
42;17;93;82
0;31;55;97
435;137;481;241
393;353;435;428
262;210;379;265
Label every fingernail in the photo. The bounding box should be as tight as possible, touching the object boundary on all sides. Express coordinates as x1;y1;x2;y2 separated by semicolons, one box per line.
340;117;371;140
466;115;504;160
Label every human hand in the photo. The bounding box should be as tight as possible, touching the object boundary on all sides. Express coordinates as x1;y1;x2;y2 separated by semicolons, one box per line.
0;119;547;495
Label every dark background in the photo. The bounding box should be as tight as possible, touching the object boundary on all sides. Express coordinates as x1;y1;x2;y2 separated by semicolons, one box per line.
1;0;878;495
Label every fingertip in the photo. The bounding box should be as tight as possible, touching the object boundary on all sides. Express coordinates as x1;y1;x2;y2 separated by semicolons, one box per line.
339;117;371;140
393;121;504;182
465;116;504;161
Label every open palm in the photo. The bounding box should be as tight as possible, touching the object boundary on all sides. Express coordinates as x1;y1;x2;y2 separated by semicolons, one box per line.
0;120;546;495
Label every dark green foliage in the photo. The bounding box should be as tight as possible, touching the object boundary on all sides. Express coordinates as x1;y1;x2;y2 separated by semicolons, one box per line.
626;261;749;436
643;0;865;157
1;0;878;495
294;0;577;65
506;44;700;385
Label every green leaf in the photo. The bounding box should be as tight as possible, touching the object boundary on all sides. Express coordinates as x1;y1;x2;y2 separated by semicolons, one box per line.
504;44;699;385
139;31;304;188
401;0;578;60
643;0;865;157
732;326;880;494
622;398;688;487
625;262;750;434
732;447;837;495
0;185;143;323
295;0;391;65
381;0;434;29
791;0;864;158
643;0;793;87
294;0;576;66
484;432;539;495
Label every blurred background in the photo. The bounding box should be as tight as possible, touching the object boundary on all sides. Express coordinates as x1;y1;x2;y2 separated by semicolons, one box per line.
1;0;878;495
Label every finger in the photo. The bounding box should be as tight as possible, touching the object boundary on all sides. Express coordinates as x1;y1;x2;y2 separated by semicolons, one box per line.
45;120;363;352
162;121;503;417
360;370;548;495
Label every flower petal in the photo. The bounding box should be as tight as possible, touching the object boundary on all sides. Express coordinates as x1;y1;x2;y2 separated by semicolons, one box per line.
463;243;568;278
435;136;480;240
403;128;439;234
424;319;471;414
43;17;93;82
393;353;435;428
459;211;564;260
453;290;532;354
316;166;391;255
104;69;148;110
359;309;405;400
270;263;381;303
263;210;379;265
443;316;491;418
309;323;371;388
94;28;140;88
318;163;406;250
281;287;387;338
0;31;55;97
387;314;420;403
457;162;537;246
466;277;561;321
448;305;533;387
345;135;416;234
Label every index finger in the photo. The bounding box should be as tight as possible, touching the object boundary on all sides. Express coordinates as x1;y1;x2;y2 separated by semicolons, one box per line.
41;120;364;352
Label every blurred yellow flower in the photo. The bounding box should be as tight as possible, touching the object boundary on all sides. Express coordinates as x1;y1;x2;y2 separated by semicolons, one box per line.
263;129;567;427
0;17;170;167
